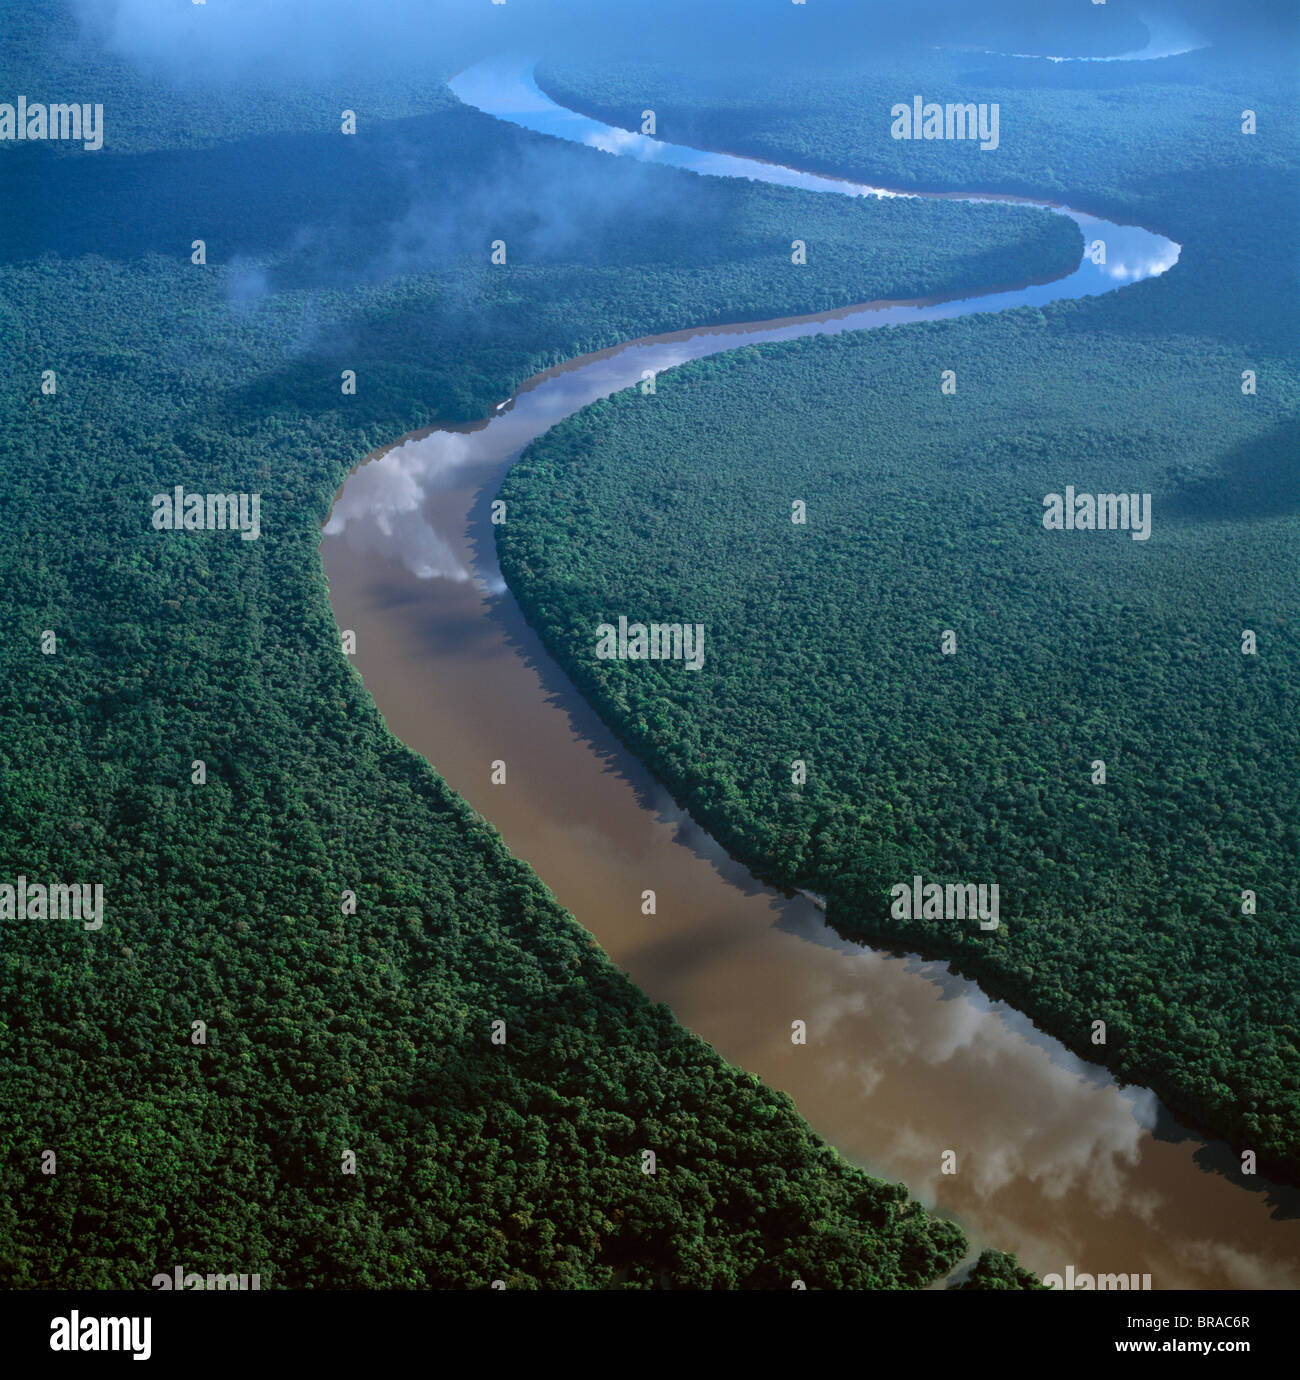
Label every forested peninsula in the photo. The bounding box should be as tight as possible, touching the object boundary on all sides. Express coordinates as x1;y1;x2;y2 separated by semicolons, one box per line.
500;40;1300;1181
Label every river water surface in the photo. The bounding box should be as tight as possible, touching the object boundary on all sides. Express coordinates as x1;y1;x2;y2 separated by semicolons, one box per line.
322;56;1300;1289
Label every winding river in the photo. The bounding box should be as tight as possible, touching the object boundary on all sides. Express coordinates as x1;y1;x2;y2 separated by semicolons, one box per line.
957;13;1210;62
321;53;1300;1288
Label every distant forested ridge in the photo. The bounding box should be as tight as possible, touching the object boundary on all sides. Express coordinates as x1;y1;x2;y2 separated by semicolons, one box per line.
501;38;1300;1180
0;0;1112;1287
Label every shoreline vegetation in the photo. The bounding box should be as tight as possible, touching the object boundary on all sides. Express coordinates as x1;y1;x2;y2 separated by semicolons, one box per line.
0;0;1105;1289
498;47;1299;1184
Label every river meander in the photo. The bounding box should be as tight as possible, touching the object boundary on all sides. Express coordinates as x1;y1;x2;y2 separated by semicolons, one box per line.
322;54;1300;1288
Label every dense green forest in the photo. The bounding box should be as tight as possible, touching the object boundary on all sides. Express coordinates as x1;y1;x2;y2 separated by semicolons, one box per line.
538;34;1295;231
0;1;1095;1287
959;1249;1048;1291
500;40;1300;1181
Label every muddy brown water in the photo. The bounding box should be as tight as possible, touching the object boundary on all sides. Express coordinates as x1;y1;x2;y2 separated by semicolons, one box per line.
321;57;1300;1288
